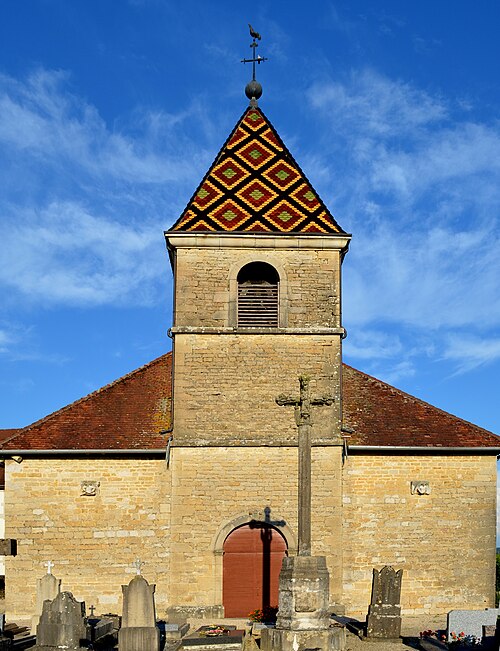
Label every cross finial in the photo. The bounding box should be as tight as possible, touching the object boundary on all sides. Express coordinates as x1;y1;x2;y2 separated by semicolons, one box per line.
241;24;268;104
44;560;54;574
89;604;95;617
133;559;145;575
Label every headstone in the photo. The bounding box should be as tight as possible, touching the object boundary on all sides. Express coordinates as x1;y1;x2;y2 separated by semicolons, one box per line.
446;608;499;642
366;566;403;639
32;568;62;632
33;591;87;650
118;574;160;651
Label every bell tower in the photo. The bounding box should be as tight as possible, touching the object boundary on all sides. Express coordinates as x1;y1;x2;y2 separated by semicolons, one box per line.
165;102;350;446
163;42;351;616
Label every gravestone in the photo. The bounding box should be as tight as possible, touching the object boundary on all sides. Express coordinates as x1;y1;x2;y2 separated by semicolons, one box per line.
261;376;345;651
446;608;499;642
366;566;403;640
33;591;87;650
32;563;62;632
118;569;160;651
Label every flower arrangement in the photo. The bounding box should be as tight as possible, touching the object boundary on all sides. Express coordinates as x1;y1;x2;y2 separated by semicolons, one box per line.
200;625;229;637
419;629;481;648
248;606;279;623
448;631;481;647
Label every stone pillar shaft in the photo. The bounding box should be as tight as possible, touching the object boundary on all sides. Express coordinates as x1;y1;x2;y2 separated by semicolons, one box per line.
298;422;312;556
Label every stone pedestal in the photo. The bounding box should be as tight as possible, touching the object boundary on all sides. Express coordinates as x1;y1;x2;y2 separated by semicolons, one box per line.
261;556;345;651
262;627;345;651
119;626;160;651
276;556;330;631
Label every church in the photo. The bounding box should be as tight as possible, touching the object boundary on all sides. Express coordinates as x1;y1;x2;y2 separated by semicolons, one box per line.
1;72;499;625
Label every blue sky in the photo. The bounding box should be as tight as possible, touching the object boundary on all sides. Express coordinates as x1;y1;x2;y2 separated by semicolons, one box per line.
1;0;499;465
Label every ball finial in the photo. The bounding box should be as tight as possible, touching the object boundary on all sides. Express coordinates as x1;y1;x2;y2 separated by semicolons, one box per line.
245;80;262;101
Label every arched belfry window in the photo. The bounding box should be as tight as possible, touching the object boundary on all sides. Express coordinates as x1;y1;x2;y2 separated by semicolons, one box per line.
237;262;279;327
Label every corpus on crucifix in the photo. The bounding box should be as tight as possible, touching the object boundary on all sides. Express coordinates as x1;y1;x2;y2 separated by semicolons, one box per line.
276;376;334;556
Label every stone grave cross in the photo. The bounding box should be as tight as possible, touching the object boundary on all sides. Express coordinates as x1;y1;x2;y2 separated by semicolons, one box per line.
44;560;54;574
276;375;334;556
133;559;144;575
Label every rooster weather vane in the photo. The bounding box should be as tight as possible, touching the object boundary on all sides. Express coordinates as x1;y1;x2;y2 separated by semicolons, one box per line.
241;23;268;104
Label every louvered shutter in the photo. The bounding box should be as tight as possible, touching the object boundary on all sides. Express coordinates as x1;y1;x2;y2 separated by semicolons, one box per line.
238;281;279;327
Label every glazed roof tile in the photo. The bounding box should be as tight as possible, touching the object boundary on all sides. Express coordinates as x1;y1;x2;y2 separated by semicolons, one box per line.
1;354;498;452
168;106;345;235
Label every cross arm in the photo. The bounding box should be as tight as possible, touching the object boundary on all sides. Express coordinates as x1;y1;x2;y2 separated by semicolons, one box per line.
311;397;335;406
276;395;299;407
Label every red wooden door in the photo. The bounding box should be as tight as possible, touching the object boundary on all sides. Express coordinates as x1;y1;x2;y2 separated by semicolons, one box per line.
223;523;287;618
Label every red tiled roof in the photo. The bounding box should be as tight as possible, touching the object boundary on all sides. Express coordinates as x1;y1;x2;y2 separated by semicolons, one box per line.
0;355;172;451
1;354;498;451
168;106;346;235
342;364;500;448
0;429;19;444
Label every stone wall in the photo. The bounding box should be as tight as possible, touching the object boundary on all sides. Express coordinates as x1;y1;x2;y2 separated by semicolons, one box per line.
168;446;344;612
342;453;497;617
3;447;344;621
174;247;342;329
4;458;171;620
4;451;496;622
173;334;342;444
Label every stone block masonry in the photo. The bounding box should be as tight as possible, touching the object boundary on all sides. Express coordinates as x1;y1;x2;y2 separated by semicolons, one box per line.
5;458;172;621
342;454;497;617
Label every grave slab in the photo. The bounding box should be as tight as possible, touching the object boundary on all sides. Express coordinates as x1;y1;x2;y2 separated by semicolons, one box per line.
447;608;499;642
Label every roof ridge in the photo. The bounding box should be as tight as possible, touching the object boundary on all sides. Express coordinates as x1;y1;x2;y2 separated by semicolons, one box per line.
1;352;172;447
342;362;498;438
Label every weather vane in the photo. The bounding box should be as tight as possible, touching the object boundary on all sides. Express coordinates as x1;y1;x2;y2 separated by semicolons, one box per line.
241;23;268;104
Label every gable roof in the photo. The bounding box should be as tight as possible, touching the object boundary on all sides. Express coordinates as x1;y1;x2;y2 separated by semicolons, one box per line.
341;364;500;448
168;106;346;235
0;355;171;451
0;429;20;443
1;354;498;452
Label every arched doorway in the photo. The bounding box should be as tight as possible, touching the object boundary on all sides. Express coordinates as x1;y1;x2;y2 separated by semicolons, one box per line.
223;522;287;618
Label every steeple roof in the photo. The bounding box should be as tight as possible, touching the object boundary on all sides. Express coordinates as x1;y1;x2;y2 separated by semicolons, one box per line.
169;105;345;234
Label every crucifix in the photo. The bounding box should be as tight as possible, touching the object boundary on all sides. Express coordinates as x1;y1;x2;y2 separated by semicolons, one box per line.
44;560;54;574
276;376;334;556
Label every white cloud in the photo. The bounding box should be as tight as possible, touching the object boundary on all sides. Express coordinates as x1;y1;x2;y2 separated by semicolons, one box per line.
0;68;222;308
0;202;164;307
442;334;500;374
308;69;447;138
343;329;403;360
307;69;500;375
0;69;204;185
0;329;14;353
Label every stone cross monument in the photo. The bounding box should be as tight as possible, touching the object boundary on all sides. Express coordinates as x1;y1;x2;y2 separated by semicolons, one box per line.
276;375;334;556
261;376;345;651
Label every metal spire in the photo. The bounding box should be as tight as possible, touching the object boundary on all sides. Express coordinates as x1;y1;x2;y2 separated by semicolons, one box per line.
241;24;268;105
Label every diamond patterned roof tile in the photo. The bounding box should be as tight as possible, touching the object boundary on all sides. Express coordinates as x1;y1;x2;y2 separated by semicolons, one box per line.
168;105;346;235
